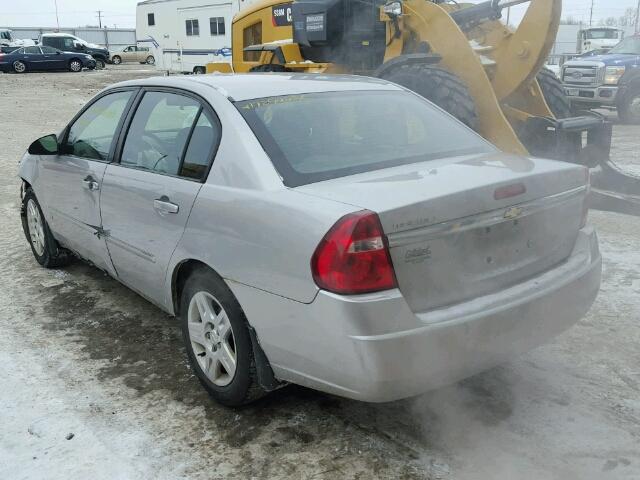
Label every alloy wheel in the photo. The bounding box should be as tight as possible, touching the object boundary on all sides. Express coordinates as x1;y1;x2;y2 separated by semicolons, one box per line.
146;56;155;65
70;60;82;72
13;61;26;73
187;291;237;387
26;199;45;257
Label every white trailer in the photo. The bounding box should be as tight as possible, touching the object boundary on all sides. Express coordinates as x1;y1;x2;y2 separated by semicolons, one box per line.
136;0;254;74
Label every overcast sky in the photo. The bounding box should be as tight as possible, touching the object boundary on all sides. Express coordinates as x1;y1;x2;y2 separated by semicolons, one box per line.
1;0;639;29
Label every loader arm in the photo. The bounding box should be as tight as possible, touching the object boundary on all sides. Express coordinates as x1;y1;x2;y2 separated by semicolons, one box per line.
401;0;528;154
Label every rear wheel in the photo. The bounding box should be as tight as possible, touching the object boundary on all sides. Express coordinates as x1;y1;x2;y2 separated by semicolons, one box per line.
618;90;640;125
248;64;292;73
146;55;155;65
21;189;72;268
379;64;478;130
69;59;82;72
111;55;122;65
536;67;572;119
13;60;26;73
180;267;267;406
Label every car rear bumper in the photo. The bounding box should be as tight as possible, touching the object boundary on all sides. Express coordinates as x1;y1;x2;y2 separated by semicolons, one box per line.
230;227;601;402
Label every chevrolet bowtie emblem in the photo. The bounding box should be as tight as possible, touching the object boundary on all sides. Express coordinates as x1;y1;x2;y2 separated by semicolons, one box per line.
504;206;524;220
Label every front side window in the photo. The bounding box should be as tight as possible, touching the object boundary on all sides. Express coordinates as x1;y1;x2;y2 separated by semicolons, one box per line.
62;37;75;50
148;13;155;26
210;17;225;36
120;91;216;178
41;46;58;54
237;90;493;187
243;22;262;61
186;19;200;36
65;91;133;161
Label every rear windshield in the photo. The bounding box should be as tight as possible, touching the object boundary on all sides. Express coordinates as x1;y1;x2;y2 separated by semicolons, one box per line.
236;90;493;187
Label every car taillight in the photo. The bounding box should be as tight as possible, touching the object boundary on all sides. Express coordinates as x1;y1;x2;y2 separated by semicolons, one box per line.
311;210;397;295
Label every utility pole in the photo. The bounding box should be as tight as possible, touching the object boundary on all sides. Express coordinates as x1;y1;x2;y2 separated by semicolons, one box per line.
53;0;60;30
589;0;594;26
635;0;640;34
97;10;103;29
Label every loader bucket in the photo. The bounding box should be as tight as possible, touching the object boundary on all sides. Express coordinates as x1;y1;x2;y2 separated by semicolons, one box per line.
519;112;639;217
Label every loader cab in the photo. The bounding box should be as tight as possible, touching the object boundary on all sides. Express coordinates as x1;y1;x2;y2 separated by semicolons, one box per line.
292;0;388;72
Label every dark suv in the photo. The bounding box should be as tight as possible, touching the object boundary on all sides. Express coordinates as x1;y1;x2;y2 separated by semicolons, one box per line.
40;34;109;69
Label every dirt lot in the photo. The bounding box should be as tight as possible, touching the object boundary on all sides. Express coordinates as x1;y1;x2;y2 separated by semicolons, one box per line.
1;66;639;480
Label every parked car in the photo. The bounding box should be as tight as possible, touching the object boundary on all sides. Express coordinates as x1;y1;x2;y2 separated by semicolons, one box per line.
19;75;601;406
110;45;155;65
39;33;109;69
0;45;96;73
562;35;640;123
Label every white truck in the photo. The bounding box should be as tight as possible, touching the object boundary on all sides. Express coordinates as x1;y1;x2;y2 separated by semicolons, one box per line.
0;29;35;52
136;0;256;74
577;27;624;56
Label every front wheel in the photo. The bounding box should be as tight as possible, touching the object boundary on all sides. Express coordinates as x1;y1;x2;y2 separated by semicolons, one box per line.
13;60;26;73
95;58;105;70
69;59;83;72
618;90;640;125
536;67;572;119
146;55;155;65
21;189;72;268
378;63;478;130
111;55;122;65
180;267;266;406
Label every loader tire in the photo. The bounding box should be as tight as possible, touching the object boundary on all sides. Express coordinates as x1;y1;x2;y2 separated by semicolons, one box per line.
249;64;292;73
379;64;478;130
537;67;572;119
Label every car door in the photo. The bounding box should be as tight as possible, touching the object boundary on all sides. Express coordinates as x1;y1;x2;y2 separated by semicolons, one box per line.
23;46;44;69
121;46;135;62
37;89;137;272
100;89;221;306
40;45;65;69
136;47;147;62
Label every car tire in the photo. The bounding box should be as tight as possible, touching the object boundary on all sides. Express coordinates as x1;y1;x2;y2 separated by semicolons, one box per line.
21;188;73;268
248;64;292;73
111;55;122;65
13;60;26;73
193;66;206;75
95;58;106;70
378;63;478;130
146;56;155;65
180;267;267;406
618;91;640;125
69;59;83;72
536;67;572;119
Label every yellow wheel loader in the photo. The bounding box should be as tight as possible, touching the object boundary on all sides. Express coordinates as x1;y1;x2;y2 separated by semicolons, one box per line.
207;0;639;216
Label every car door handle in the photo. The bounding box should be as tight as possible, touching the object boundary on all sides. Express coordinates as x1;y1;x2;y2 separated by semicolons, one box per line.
154;197;179;215
82;176;100;191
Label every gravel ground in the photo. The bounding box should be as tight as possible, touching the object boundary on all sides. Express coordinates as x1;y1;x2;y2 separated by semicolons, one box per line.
1;66;639;480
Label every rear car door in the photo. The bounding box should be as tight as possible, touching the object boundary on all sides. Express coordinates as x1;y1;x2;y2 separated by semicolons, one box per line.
37;89;137;271
23;46;44;69
100;89;221;305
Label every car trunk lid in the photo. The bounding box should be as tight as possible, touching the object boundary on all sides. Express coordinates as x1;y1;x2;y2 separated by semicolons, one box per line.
296;153;589;312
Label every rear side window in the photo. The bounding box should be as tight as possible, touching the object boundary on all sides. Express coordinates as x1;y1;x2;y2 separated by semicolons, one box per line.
237;90;493;187
65;91;133;161
120;91;218;180
24;46;41;54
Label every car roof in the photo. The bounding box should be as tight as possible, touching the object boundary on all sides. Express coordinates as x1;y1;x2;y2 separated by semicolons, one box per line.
112;73;403;101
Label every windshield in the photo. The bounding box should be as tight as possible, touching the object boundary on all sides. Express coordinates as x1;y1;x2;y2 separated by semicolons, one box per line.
609;37;640;55
584;29;622;40
237;90;493;187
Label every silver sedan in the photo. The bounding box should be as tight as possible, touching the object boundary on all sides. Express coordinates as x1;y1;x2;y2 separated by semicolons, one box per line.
18;74;602;406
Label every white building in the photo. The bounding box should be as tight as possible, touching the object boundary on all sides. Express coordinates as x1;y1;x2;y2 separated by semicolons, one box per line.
136;0;255;73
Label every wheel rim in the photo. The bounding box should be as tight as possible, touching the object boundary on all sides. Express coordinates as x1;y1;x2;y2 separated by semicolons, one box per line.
187;291;237;387
26;199;45;257
147;56;155;65
113;57;121;64
14;61;25;73
96;60;104;69
71;61;81;71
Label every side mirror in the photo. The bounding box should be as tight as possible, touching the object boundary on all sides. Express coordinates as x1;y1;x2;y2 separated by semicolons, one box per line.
56;51;61;55
74;42;84;50
28;134;59;155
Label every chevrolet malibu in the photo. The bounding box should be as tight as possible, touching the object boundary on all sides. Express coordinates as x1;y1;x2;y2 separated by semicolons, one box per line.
19;74;602;406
